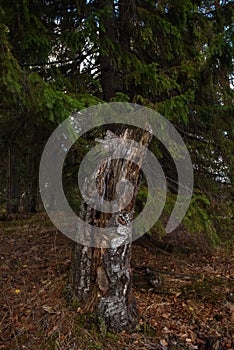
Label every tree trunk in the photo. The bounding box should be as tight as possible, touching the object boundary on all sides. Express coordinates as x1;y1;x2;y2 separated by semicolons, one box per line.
23;154;38;214
69;126;151;332
99;0;116;101
118;0;136;98
6;146;18;216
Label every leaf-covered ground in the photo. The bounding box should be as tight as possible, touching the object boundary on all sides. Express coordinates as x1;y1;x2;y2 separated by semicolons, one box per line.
0;215;233;349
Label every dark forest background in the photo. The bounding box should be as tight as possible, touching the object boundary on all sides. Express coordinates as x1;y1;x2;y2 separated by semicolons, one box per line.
0;0;233;247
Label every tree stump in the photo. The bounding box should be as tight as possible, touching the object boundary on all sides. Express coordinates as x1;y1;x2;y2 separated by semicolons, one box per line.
69;126;151;332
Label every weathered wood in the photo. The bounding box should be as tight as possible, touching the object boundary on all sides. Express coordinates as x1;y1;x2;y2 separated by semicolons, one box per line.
69;126;151;332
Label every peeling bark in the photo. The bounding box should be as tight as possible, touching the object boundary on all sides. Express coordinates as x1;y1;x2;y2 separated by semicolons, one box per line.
69;127;151;332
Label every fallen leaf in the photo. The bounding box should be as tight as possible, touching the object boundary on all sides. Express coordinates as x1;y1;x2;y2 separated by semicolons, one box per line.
42;305;57;314
160;339;168;347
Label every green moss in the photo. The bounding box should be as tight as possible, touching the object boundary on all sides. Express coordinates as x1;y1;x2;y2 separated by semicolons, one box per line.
180;277;230;303
136;319;157;336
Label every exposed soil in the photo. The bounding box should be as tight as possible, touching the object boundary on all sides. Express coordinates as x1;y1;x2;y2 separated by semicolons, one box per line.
0;214;233;349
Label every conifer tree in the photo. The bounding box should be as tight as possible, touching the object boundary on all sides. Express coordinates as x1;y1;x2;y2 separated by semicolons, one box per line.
0;0;233;329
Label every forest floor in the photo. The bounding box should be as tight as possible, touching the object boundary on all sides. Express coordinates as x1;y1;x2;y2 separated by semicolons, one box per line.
0;214;233;350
